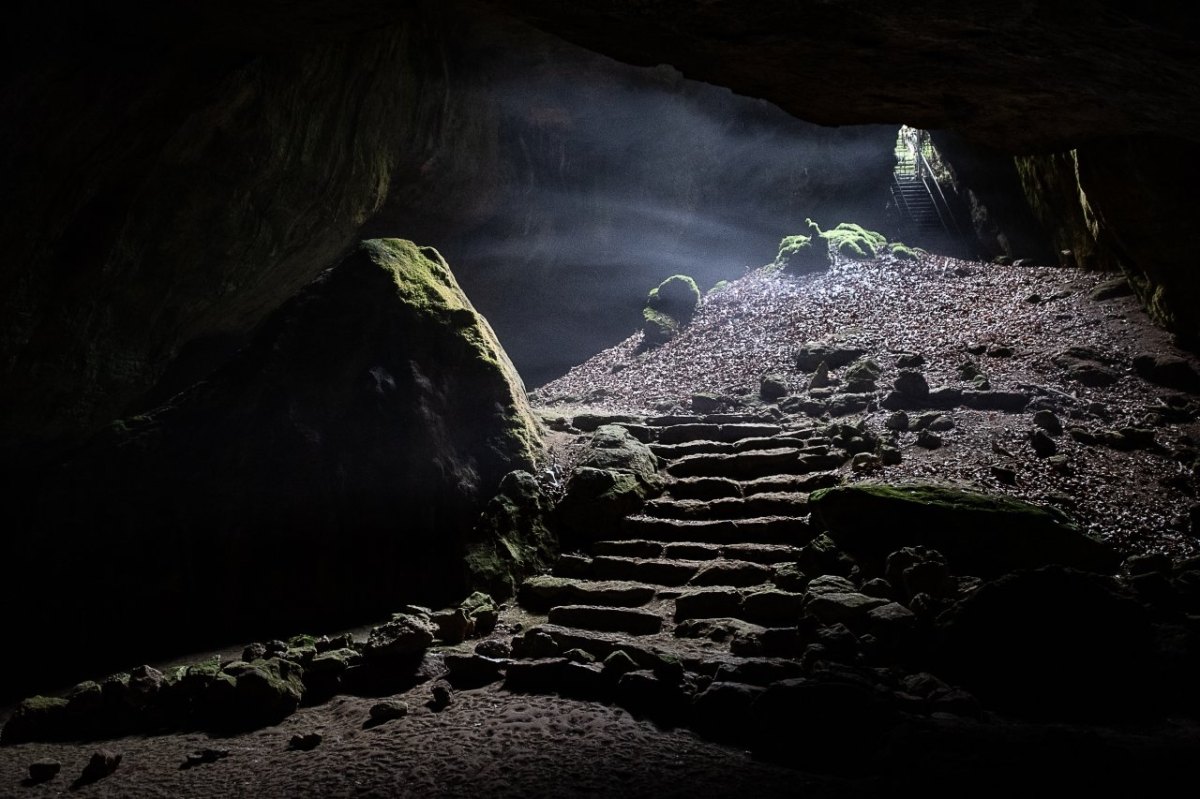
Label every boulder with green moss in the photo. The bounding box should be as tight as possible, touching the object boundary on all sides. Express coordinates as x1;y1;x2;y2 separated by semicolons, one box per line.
1;696;71;744
809;482;1119;577
557;425;665;545
465;470;557;599
775;218;833;275
14;240;543;680
641;275;700;347
820;221;888;259
210;657;306;729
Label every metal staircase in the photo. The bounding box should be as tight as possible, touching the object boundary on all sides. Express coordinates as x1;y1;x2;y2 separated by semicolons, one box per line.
890;128;964;245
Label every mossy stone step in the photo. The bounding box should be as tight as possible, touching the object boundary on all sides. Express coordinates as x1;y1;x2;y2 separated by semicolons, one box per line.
621;516;814;545
519;576;657;612
643;493;810;521
591;555;703;585
658;423;783;445
688;560;774;587
547;605;664;635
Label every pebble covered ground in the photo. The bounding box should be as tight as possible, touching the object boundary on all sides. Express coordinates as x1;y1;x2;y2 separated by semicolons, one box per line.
536;254;1200;558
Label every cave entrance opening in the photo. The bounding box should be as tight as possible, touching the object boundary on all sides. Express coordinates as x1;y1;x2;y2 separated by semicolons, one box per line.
888;125;966;252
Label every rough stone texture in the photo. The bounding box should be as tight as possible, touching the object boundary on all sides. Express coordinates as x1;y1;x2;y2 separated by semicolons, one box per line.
557;425;665;545
810;482;1119;578
488;1;1197;151
4;240;541;695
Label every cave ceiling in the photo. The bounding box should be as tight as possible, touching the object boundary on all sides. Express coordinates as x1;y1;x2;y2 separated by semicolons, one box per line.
481;0;1199;152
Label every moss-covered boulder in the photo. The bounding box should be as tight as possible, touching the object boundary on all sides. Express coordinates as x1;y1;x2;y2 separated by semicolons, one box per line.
820;221;888;259
641;275;700;347
557;425;665;546
465;470;557;599
7;239;543;690
211;658;306;729
776;225;831;274
1;696;71;744
809;482;1119;578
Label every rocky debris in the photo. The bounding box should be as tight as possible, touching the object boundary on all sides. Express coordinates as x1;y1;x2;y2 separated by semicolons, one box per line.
759;374;788;401
1030;429;1058;457
288;733;322;751
1053;346;1121;386
893;370;930;398
795;340;866;372
807;361;834;390
217;658;306;729
915;430;942;449
1091;276;1134;300
365;615;437;659
181;749;230;769
27;760;61;783
1032;409;1063;435
428;681;454;712
74;750;122;787
810;482;1119;577
368;699;410;724
1134;353;1200;392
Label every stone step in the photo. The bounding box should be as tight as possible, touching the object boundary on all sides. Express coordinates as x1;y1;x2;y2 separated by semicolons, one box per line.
591;555;703;585
673;587;806;626
650;441;734;459
591;541;800;565
688;560;774;587
620;516;814;545
546;604;664;635
657;423;783;445
663;473;840;501
592;539;664;558
740;473;842;495
643;492;809;521
520;623;664;668
664;477;743;500
666;448;848;479
518;576;657;612
721;543;803;564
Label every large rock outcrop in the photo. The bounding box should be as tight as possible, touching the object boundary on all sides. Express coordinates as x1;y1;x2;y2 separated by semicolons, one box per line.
3;239;542;696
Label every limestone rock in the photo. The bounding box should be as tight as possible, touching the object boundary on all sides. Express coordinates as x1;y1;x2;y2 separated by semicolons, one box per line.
810;482;1119;577
557;425;665;545
366;615;437;659
16;240;541;675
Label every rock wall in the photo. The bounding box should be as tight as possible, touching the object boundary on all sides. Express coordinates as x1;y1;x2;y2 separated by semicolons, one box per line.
1017;135;1200;341
0;4;501;453
4;240;543;696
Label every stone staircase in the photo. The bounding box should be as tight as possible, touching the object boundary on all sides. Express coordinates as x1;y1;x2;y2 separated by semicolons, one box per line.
498;413;858;715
